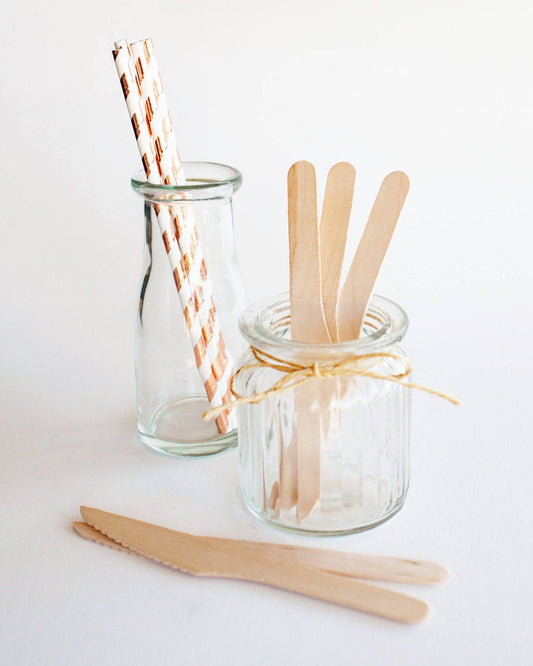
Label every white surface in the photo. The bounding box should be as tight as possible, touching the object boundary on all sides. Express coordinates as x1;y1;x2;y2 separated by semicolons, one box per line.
1;1;532;664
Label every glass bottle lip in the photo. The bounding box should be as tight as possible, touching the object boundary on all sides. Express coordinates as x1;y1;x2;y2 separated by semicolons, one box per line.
239;293;409;361
131;161;242;202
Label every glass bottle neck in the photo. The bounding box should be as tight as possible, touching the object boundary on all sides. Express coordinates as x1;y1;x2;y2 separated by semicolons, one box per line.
131;161;242;204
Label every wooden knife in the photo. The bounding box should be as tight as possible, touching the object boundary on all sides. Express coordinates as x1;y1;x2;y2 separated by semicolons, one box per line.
74;506;449;623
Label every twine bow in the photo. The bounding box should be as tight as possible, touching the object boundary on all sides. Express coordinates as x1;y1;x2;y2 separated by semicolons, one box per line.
203;346;459;421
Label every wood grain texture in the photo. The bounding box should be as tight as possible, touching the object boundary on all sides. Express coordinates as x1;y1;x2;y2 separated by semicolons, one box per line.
76;508;438;623
320;162;356;342
338;171;409;341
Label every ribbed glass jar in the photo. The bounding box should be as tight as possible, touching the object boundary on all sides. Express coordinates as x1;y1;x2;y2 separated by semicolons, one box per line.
236;293;410;535
131;162;247;457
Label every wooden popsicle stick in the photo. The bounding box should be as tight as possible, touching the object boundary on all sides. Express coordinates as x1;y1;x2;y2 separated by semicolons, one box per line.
74;515;429;623
317;162;356;516
287;161;330;520
337;171;410;341
320;162;356;342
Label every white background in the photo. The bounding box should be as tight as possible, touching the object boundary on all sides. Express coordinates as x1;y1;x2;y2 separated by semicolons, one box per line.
2;1;532;664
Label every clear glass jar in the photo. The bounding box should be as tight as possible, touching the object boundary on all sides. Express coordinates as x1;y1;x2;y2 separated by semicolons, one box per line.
236;293;410;535
131;162;247;457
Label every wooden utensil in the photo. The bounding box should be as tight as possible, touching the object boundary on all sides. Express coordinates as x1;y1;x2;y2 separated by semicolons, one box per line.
316;162;357;516
74;522;426;623
287;161;330;520
337;171;410;341
75;510;448;584
320;162;356;342
74;507;448;622
272;165;410;521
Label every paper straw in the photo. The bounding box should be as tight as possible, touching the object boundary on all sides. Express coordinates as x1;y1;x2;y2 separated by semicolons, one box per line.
130;39;184;186
113;40;234;434
129;39;235;432
129;38;235;434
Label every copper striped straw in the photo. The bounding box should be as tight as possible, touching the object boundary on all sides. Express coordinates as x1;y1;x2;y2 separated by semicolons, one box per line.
129;38;234;428
113;39;234;434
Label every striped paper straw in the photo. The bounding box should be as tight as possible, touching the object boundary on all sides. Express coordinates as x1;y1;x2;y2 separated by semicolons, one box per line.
129;39;235;432
113;40;234;434
129;38;235;433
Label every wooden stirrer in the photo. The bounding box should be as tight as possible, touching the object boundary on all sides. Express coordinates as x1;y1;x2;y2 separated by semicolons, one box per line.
286;162;331;520
337;172;409;341
320;162;356;342
317;162;356;515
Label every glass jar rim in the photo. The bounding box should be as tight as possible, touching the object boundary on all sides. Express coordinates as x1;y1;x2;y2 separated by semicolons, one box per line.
131;161;242;201
239;292;408;361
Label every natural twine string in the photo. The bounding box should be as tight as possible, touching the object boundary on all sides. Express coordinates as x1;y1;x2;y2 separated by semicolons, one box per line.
203;346;459;421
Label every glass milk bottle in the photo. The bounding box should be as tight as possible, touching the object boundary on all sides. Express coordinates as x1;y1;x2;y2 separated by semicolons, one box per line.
131;162;247;457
